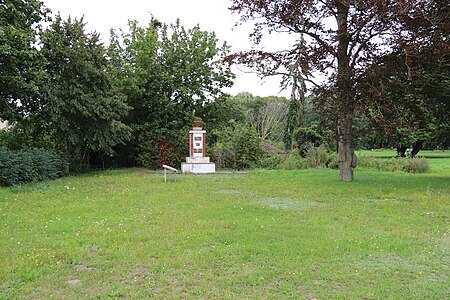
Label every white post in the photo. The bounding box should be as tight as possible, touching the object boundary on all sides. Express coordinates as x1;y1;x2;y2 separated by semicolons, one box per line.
163;165;177;183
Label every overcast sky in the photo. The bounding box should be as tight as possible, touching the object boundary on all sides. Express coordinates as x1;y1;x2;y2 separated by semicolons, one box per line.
42;0;295;98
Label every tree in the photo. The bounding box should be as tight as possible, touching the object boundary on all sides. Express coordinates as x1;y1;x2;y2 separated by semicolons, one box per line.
354;52;445;156
394;0;450;152
208;121;263;169
354;0;450;155
199;94;247;132
0;0;48;120
229;92;289;143
282;37;308;150
109;19;235;167
227;1;424;180
40;15;131;167
248;100;288;142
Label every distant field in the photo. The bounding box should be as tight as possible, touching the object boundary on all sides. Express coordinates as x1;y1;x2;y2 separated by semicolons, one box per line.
1;166;449;299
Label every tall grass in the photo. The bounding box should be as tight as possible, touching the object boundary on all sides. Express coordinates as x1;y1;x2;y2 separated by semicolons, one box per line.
358;156;430;173
305;144;329;168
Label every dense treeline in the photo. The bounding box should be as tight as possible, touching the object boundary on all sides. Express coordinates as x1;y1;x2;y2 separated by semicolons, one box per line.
1;0;448;179
1;1;236;171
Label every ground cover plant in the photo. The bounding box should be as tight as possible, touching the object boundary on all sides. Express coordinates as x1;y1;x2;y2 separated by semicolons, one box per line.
0;163;449;299
356;150;450;175
356;149;450;159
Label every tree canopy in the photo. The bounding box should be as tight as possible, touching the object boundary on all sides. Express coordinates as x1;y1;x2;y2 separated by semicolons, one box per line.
39;15;131;167
0;0;48;120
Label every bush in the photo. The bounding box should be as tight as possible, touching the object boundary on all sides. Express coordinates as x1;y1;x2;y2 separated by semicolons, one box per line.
212;149;236;169
258;154;284;169
277;153;308;170
327;152;340;169
358;156;429;173
134;126;186;169
235;126;264;169
404;158;430;173
359;156;404;172
294;125;334;156
210;124;264;170
0;147;68;186
305;144;329;168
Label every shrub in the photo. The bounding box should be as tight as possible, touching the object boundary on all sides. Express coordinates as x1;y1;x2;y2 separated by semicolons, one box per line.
294;126;334;156
258;154;284;169
211;149;236;169
210;124;264;170
327;152;340;169
305;144;329;168
0;147;68;186
133;126;187;169
404;158;430;173
277;153;308;170
235;126;264;169
359;156;403;171
358;156;430;173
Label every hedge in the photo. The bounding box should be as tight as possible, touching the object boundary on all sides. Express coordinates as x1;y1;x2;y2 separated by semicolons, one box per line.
0;147;69;186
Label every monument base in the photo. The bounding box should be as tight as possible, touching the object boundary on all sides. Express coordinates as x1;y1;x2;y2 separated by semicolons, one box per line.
181;157;215;173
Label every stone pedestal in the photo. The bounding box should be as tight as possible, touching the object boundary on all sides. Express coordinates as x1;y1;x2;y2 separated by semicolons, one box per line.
181;160;216;173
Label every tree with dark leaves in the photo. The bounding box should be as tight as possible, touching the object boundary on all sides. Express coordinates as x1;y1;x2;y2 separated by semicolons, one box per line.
227;0;440;180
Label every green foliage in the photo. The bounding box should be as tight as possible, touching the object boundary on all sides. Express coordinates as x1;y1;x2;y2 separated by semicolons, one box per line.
0;147;68;186
135;127;186;168
295;125;334;156
210;123;263;169
284;97;301;150
276;153;307;170
359;157;401;172
39;15;131;167
282;37;308;150
258;145;338;171
200;95;247;135
0;130;12;147
358;156;430;173
258;154;284;169
0;0;48;120
235;126;264;169
404;158;430;174
327;152;340;169
230;92;289;143
109;19;234;167
305;144;330;168
248;100;288;142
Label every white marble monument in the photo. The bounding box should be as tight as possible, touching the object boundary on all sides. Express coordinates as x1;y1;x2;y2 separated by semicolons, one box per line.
181;120;216;173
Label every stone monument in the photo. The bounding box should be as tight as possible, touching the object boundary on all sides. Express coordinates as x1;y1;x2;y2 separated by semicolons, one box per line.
181;120;216;173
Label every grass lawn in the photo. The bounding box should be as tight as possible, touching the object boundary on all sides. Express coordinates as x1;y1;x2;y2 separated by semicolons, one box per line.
1;164;449;299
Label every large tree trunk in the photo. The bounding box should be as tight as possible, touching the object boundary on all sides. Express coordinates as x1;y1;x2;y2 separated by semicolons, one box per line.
336;2;356;181
411;140;423;158
338;114;356;181
397;145;408;157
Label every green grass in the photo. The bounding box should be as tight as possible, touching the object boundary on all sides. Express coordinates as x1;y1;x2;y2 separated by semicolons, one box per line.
1;167;449;299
